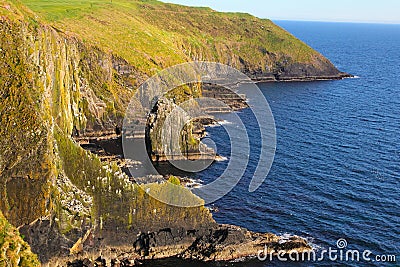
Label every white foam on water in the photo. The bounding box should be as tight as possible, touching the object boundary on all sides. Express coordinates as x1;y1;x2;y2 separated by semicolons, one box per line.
184;178;203;189
215;156;228;162
208;120;232;128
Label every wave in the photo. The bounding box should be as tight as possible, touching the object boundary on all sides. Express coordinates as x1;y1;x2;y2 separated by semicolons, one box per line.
184;178;203;189
347;75;361;79
215;155;228;162
208;120;232;128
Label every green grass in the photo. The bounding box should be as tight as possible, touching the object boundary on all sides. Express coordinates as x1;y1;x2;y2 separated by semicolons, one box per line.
12;0;321;77
9;0;109;21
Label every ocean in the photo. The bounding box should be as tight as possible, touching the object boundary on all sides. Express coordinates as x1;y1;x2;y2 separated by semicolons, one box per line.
145;21;400;266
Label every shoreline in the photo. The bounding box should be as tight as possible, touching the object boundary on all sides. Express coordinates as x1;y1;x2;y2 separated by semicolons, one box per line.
252;72;353;83
52;225;312;266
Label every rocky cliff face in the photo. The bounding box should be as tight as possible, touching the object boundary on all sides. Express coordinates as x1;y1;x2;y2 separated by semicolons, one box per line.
0;11;216;264
0;17;129;226
146;97;210;162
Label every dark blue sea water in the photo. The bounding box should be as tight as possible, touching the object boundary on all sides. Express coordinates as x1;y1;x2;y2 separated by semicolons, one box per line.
147;22;400;266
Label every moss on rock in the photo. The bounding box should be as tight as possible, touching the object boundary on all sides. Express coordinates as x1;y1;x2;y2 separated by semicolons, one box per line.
0;210;40;266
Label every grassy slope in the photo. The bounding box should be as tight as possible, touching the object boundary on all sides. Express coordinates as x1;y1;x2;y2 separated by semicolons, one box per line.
15;0;324;77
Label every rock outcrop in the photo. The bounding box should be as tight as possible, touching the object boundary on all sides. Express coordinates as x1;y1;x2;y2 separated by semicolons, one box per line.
40;225;311;266
146;97;215;162
180;225;311;262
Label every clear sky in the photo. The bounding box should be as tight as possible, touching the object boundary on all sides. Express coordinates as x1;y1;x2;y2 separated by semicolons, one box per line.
160;0;400;24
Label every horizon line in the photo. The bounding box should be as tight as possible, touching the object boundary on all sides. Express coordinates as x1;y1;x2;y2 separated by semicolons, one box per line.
270;18;400;25
159;1;400;25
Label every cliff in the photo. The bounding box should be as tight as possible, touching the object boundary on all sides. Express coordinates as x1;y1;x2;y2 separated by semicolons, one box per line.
0;0;332;265
15;0;348;81
0;3;215;264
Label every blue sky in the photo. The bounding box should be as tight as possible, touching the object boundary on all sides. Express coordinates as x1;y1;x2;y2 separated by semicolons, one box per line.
160;0;400;24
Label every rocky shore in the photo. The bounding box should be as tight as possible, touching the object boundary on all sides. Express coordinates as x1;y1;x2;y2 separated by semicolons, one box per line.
253;73;353;82
46;225;311;266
